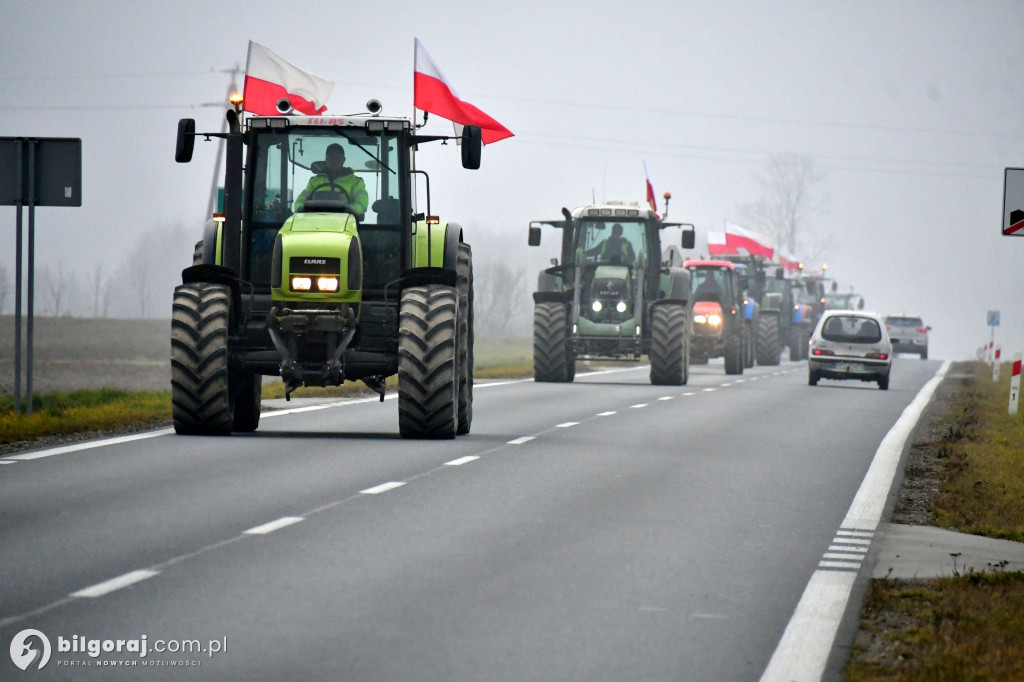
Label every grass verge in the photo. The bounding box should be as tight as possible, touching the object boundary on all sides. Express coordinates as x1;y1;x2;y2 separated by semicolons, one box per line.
845;361;1024;681
0;337;534;445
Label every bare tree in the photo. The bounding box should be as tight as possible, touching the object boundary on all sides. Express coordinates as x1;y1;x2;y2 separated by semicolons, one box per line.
739;154;831;262
476;260;529;337
40;264;71;317
84;264;105;317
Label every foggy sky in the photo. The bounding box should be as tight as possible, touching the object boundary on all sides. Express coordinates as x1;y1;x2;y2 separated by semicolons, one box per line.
2;0;1023;360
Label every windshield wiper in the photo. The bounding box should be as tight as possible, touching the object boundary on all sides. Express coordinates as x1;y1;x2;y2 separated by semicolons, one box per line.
331;126;394;174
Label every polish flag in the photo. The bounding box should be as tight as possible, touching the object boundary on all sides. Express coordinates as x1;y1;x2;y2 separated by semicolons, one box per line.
724;220;775;259
644;161;660;218
243;41;334;116
414;38;513;145
779;251;801;273
707;230;737;256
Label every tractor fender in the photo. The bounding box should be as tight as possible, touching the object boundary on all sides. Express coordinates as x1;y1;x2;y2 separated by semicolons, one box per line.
180;263;243;332
761;291;783;313
411;220;462;272
533;290;572;304
197;218;221;266
663;267;691;303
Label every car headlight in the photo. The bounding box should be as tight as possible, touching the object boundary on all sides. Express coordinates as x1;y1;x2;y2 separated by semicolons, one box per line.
592;301;603;312
615;301;627;313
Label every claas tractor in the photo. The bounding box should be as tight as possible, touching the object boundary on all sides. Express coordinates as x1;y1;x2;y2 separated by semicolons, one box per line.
685;260;750;375
527;201;695;385
171;100;481;438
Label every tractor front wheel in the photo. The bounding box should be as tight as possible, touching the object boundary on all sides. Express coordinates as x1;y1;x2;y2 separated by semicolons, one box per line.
398;284;460;439
171;283;234;435
724;329;744;375
756;314;781;366
650;304;689;386
533;302;574;383
456;243;474;435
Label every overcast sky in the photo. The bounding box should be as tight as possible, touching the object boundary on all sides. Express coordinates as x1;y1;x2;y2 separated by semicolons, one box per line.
2;0;1023;359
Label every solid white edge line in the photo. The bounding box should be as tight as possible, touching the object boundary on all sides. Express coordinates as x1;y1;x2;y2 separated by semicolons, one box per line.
7;429;176;461
760;360;951;682
507;436;535;445
444;456;479;466
243;516;304;535
360;481;406;495
0;460;17;465
71;569;160;598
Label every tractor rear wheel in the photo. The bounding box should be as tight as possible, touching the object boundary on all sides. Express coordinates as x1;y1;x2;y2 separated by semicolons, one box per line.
650;304;689;385
533;302;574;383
171;283;234;435
724;328;744;375
398;284;459;439
756;314;781;366
456;243;474;435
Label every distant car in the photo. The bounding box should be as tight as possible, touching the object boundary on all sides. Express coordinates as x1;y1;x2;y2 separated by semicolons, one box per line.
884;315;930;359
808;311;892;390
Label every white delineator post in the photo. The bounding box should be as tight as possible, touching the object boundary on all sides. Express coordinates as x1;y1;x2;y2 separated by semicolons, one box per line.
1010;353;1021;416
993;345;1002;381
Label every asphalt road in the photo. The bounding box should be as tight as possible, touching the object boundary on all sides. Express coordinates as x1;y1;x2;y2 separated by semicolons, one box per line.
0;357;943;680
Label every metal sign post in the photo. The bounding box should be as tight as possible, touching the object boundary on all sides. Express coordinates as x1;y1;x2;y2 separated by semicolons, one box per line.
1;137;81;415
987;310;1000;367
993;346;1002;382
1011;353;1021;415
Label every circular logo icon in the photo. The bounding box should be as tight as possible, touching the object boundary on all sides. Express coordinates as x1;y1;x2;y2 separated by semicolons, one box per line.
10;629;51;670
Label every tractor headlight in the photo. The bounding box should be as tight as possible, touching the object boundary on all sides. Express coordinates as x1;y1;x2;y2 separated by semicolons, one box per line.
291;276;312;291
708;314;722;326
317;276;339;292
694;314;707;324
592;301;603;312
615;301;627;313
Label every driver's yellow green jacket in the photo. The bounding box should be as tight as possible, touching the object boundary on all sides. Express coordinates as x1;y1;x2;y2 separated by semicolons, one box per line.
293;170;369;215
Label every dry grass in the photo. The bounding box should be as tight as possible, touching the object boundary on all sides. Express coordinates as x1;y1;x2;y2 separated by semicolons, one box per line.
0;388;171;444
846;361;1024;681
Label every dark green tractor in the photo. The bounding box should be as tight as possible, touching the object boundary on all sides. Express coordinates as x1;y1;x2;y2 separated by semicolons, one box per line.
528;201;695;385
171;102;480;438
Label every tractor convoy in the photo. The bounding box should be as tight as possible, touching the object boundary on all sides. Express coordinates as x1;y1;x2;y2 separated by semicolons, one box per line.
170;100;838;438
172;100;481;438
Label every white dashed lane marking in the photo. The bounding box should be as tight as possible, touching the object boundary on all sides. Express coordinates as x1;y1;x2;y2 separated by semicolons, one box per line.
71;570;160;598
243;517;304;535
360;482;406;495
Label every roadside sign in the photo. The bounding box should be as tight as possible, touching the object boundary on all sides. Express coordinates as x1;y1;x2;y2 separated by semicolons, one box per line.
988;310;1000;327
1003;168;1024;235
1011;353;1021;415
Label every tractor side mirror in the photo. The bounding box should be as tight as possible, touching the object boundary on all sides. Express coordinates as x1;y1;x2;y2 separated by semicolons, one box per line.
528;225;542;246
681;227;695;250
775;267;784;280
175;118;196;163
461;125;482;170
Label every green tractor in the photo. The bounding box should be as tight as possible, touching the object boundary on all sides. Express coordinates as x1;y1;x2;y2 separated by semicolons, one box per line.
527;201;695;385
171;101;481;438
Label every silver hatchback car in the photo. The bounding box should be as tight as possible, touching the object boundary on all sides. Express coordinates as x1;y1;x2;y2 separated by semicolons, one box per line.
884;315;930;359
808;311;893;390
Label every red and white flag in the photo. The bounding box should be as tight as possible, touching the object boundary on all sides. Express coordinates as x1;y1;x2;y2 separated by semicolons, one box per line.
644;161;660;218
707;230;737;256
724;220;775;259
243;41;334;116
779;251;801;273
414;38;513;145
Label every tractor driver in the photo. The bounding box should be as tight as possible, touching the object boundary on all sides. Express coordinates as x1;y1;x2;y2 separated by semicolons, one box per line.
693;270;725;302
586;223;636;265
294;143;369;219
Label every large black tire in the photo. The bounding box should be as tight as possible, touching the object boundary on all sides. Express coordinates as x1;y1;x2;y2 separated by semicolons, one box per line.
398;285;459;439
533;302;574;383
789;327;802;362
456;243;474;435
171;283;234;435
231;371;262;432
743;321;755;368
724;329;744;375
650;304;689;385
756;313;781;366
